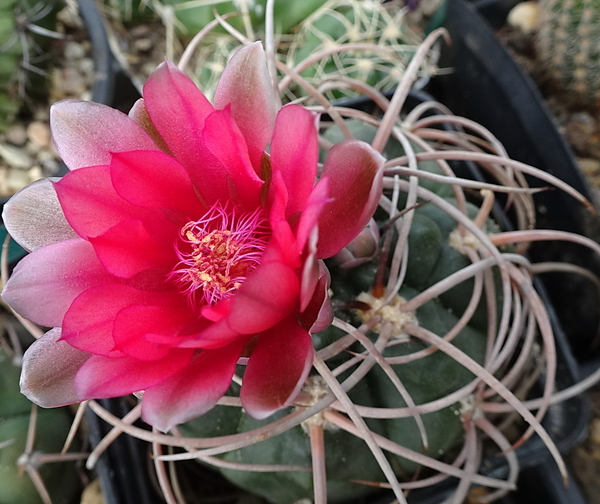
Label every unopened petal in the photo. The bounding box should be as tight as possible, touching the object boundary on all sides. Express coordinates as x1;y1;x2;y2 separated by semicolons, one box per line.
20;328;90;407
241;316;313;419
51;100;158;170
3;178;77;252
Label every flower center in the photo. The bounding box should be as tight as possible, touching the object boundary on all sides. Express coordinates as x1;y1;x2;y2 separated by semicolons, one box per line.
170;203;270;305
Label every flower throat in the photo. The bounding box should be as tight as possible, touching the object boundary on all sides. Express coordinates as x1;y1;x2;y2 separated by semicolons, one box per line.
170;203;270;305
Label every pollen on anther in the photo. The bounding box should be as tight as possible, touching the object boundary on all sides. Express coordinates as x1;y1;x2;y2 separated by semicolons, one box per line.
169;202;270;306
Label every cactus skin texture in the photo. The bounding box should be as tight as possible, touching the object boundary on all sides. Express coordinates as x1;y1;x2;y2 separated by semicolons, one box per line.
180;123;490;504
0;349;81;504
537;0;600;104
0;0;21;131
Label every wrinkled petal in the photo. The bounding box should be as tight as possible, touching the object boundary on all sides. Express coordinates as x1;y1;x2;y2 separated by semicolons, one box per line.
142;339;246;431
142;61;229;206
20;328;91;407
316;139;384;259
2;238;114;327
74;348;193;400
214;42;278;170
241;316;313;419
51;100;158;170
90;220;176;278
3;178;77;252
270;105;318;217
110;150;201;217
203;108;263;209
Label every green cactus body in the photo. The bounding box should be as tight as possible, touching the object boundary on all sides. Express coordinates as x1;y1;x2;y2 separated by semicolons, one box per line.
537;0;600;103
0;349;81;504
180;122;491;504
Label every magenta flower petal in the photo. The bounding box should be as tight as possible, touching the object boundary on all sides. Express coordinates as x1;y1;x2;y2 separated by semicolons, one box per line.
142;61;229;206
214;42;278;170
241;316;313;419
61;284;167;357
112;304;191;361
186;245;300;349
20;328;91;407
316;139;385;258
2;238;113;327
203;109;263;209
51;100;158;170
270;105;318;217
141;340;246;431
110;150;200;216
90;220;176;278
74;348;193;400
2;178;78;252
301;261;334;333
54;165;171;241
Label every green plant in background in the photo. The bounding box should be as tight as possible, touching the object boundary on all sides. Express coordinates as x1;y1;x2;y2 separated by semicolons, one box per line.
0;0;60;131
0;348;82;504
537;0;600;104
106;0;423;102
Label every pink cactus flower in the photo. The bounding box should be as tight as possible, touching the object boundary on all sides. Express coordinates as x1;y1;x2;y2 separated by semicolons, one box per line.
2;43;384;431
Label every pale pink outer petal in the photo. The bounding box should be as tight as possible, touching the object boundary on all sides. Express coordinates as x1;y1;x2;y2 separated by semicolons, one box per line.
51;100;158;170
141;339;246;431
241;316;314;419
20;328;91;407
316;139;385;259
3;178;77;252
270;105;318;217
2;238;114;327
214;42;278;170
74;348;193;400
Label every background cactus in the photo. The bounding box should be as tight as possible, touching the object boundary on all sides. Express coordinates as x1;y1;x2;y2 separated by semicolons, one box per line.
0;348;82;504
0;0;60;131
536;0;600;104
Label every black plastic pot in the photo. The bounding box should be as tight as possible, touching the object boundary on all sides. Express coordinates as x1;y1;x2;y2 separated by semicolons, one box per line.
431;0;600;361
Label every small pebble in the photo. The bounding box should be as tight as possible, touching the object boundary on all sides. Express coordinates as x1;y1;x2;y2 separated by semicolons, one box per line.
5;124;28;146
507;1;540;34
27;121;51;148
64;40;86;60
0;143;33;169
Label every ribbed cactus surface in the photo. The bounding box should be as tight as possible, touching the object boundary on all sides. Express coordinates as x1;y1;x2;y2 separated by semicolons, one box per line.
537;0;600;103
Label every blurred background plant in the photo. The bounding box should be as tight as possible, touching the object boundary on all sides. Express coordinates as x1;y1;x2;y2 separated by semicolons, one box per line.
99;0;431;101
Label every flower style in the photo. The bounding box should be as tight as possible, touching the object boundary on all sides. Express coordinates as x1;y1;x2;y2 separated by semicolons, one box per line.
2;43;383;431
